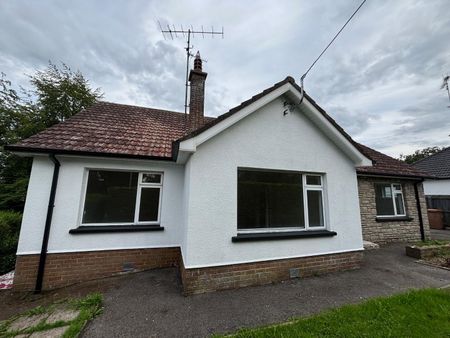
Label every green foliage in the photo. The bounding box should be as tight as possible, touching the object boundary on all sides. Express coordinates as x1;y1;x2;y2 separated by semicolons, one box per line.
222;289;450;338
63;293;103;338
0;178;29;211
399;146;445;164
29;62;103;125
0;62;103;211
0;210;22;274
414;240;450;247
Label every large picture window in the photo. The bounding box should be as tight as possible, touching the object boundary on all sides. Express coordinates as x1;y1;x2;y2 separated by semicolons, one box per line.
237;169;325;231
81;170;162;225
375;183;406;217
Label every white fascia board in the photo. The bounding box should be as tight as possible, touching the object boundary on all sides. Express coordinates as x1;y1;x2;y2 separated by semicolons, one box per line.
285;84;372;166
178;83;292;153
178;82;372;167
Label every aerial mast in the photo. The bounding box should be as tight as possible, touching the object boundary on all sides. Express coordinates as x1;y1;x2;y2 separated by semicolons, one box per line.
159;23;224;116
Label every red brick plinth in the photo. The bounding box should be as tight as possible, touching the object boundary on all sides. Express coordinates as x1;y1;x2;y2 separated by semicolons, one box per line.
14;247;181;291
180;250;363;295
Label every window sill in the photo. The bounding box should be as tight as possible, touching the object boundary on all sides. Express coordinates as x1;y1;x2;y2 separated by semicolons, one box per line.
232;230;337;242
375;216;413;223
69;225;164;234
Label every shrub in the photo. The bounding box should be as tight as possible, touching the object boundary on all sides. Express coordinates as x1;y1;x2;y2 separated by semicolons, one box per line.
0;210;22;274
0;177;29;212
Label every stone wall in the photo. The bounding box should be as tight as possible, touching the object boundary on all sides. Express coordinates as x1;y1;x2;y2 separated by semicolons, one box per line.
358;176;430;244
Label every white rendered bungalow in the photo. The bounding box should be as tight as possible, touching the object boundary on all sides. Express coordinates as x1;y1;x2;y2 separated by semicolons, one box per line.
7;55;430;294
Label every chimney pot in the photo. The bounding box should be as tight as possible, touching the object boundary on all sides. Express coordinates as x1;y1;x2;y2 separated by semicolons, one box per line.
193;51;202;71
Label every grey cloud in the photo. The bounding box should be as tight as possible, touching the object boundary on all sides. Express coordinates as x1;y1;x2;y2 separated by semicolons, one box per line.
1;0;449;156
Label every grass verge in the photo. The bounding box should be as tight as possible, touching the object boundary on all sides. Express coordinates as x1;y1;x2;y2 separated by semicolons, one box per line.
220;288;450;338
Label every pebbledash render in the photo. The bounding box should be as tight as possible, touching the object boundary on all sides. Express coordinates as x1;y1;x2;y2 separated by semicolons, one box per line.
6;54;430;294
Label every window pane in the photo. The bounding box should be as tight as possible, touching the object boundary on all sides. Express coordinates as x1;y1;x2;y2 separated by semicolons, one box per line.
83;171;138;223
375;184;395;215
307;190;324;227
395;193;405;215
142;173;161;184
139;188;160;222
306;175;321;185
238;170;304;229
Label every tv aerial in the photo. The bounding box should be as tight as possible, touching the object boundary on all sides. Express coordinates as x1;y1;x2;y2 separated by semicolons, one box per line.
159;22;224;115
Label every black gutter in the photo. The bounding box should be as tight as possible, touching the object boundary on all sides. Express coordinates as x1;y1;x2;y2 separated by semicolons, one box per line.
3;145;175;162
356;172;428;180
35;154;60;293
413;179;426;242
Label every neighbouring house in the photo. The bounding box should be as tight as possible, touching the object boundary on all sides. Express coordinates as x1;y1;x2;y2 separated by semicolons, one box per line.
413;147;450;228
5;54;430;294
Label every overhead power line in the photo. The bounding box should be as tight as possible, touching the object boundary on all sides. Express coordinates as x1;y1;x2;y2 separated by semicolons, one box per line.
294;0;367;110
302;0;367;80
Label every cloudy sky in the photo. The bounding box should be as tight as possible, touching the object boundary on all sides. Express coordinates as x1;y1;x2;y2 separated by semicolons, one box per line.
1;0;449;157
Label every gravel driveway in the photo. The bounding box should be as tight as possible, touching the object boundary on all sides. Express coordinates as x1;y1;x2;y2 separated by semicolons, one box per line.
82;244;450;338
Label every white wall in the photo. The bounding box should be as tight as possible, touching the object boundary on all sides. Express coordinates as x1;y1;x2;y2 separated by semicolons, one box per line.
17;97;365;267
423;179;450;196
17;156;184;255
183;97;364;268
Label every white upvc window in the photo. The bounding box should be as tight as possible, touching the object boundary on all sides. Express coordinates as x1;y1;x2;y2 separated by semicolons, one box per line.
237;169;327;233
375;183;406;217
303;174;326;229
80;170;163;226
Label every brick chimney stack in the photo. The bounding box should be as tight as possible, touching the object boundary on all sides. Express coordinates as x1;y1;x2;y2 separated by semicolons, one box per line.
188;51;207;132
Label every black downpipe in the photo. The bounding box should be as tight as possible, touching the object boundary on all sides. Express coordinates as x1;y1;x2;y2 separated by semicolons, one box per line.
414;179;426;242
35;154;60;293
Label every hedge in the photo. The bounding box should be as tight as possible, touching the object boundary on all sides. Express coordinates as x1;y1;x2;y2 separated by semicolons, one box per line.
0;210;22;275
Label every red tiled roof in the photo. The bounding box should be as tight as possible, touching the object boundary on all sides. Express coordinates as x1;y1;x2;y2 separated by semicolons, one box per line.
354;143;430;178
6;102;213;159
5;77;429;178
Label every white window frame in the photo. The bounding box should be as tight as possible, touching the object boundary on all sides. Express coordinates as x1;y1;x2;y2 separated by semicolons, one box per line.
134;172;163;224
79;169;163;226
237;170;327;234
303;174;326;230
375;183;406;217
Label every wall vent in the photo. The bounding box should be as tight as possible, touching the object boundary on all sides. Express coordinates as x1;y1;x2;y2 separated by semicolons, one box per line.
289;268;300;279
122;262;135;272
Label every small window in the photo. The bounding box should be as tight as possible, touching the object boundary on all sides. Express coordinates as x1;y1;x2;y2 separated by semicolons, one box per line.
237;169;325;231
306;175;321;185
142;173;162;184
82;170;163;225
375;183;406;217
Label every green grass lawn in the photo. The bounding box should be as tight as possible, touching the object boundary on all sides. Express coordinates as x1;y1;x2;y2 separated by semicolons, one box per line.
222;289;450;338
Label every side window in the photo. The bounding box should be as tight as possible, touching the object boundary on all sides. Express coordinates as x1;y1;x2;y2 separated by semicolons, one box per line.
375;183;405;217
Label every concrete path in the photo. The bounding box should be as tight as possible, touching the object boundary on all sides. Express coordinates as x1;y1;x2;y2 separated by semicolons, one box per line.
4;306;79;337
82;244;450;338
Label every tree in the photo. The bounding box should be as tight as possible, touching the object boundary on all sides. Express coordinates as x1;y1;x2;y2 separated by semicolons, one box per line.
0;62;103;211
399;146;444;164
30;62;103;125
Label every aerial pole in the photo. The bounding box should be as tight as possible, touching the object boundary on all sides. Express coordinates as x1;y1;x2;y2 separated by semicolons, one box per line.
441;75;450;108
159;23;224;116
